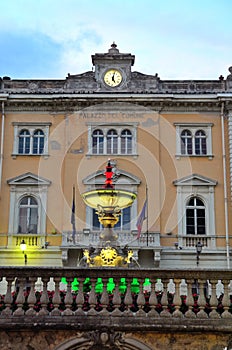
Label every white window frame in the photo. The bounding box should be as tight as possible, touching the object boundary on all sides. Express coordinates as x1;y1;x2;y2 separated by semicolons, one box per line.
185;196;206;235
33;129;45;155
92;129;104;154
12;122;51;158
86;122;138;156
174;174;217;248
121;129;132;154
175;123;213;159
7;173;51;236
18;195;39;234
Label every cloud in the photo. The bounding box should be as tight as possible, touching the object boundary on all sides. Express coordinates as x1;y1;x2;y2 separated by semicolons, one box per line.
0;0;232;79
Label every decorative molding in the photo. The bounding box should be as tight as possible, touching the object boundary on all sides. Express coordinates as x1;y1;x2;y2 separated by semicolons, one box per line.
54;331;153;350
3;99;222;114
174;174;217;248
7;172;51;186
173;174;217;187
7;172;51;236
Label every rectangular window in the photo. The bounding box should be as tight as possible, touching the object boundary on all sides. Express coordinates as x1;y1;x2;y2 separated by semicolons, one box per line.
175;123;213;158
12;123;51;158
87;124;137;156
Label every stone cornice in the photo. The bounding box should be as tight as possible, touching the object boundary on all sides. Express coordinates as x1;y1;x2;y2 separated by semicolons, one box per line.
3;96;222;113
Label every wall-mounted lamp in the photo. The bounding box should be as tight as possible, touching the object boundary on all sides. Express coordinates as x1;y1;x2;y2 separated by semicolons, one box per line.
42;241;49;249
196;241;203;266
20;239;27;265
174;242;183;250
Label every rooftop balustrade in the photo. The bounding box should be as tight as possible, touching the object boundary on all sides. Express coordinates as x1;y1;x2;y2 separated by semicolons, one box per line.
0;267;231;332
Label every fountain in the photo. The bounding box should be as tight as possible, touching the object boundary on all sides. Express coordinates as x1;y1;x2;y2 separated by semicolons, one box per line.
81;160;137;267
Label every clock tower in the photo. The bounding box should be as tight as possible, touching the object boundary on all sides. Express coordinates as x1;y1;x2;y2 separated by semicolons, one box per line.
92;42;135;90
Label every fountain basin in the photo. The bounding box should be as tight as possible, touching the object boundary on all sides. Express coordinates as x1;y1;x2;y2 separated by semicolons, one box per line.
81;189;137;210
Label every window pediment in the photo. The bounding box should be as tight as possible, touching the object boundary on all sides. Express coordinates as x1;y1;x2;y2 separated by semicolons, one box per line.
83;169;141;186
7;172;51;186
173;174;217;187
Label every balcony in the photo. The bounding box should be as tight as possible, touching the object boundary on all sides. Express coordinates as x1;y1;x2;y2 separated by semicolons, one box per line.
179;235;216;249
0;266;232;335
61;230;161;248
7;234;46;249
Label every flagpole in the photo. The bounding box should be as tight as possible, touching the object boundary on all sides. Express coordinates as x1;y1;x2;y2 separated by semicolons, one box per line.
146;184;149;246
71;185;76;244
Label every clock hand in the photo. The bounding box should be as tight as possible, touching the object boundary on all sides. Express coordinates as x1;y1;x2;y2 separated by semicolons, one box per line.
112;72;115;82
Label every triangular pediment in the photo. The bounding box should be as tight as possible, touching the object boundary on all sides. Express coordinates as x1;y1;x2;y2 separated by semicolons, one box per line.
7;172;51;186
173;174;217;186
83;169;141;186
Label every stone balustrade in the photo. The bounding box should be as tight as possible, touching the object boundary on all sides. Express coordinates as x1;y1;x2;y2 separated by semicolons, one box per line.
61;230;160;248
0;267;232;332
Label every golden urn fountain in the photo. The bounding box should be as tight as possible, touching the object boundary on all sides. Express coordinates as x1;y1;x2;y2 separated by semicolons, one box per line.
81;160;137;267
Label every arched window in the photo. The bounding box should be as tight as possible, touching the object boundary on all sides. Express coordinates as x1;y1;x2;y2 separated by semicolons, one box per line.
107;129;118;154
18;129;30;154
33;129;44;154
121;129;132;154
18;196;38;234
195;130;207;155
181;129;192;155
92;129;104;154
186;197;205;235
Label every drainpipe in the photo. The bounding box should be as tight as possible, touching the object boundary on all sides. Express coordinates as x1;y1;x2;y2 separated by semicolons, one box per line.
0;101;5;193
220;102;230;269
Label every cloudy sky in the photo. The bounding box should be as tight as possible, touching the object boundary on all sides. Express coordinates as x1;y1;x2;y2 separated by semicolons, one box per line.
0;0;232;80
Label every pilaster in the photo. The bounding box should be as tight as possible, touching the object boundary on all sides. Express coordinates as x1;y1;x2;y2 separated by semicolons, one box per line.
227;110;232;198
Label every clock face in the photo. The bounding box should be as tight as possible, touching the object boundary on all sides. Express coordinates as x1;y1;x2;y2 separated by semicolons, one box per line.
104;69;122;87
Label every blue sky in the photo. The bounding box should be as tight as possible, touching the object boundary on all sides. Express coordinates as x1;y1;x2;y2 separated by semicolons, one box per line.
0;0;232;80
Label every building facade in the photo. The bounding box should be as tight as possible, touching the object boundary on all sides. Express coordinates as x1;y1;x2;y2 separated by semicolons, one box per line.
0;43;232;268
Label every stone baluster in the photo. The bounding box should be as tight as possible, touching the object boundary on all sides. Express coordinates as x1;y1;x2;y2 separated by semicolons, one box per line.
75;278;85;316
148;278;159;317
38;277;49;315
173;279;183;317
208;279;220;318
88;278;97;315
221;279;232;318
112;277;122;316
1;277;14;316
25;277;37;315
100;278;109;315
14;278;26;316
63;277;74;315
167;279;175;315
155;278;163;315
51;277;61;316
136;278;146;316
124;278;133;316
160;279;171;318
185;279;196;318
197;279;208;318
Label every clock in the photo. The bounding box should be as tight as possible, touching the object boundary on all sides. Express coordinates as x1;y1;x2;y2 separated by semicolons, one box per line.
103;69;122;87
